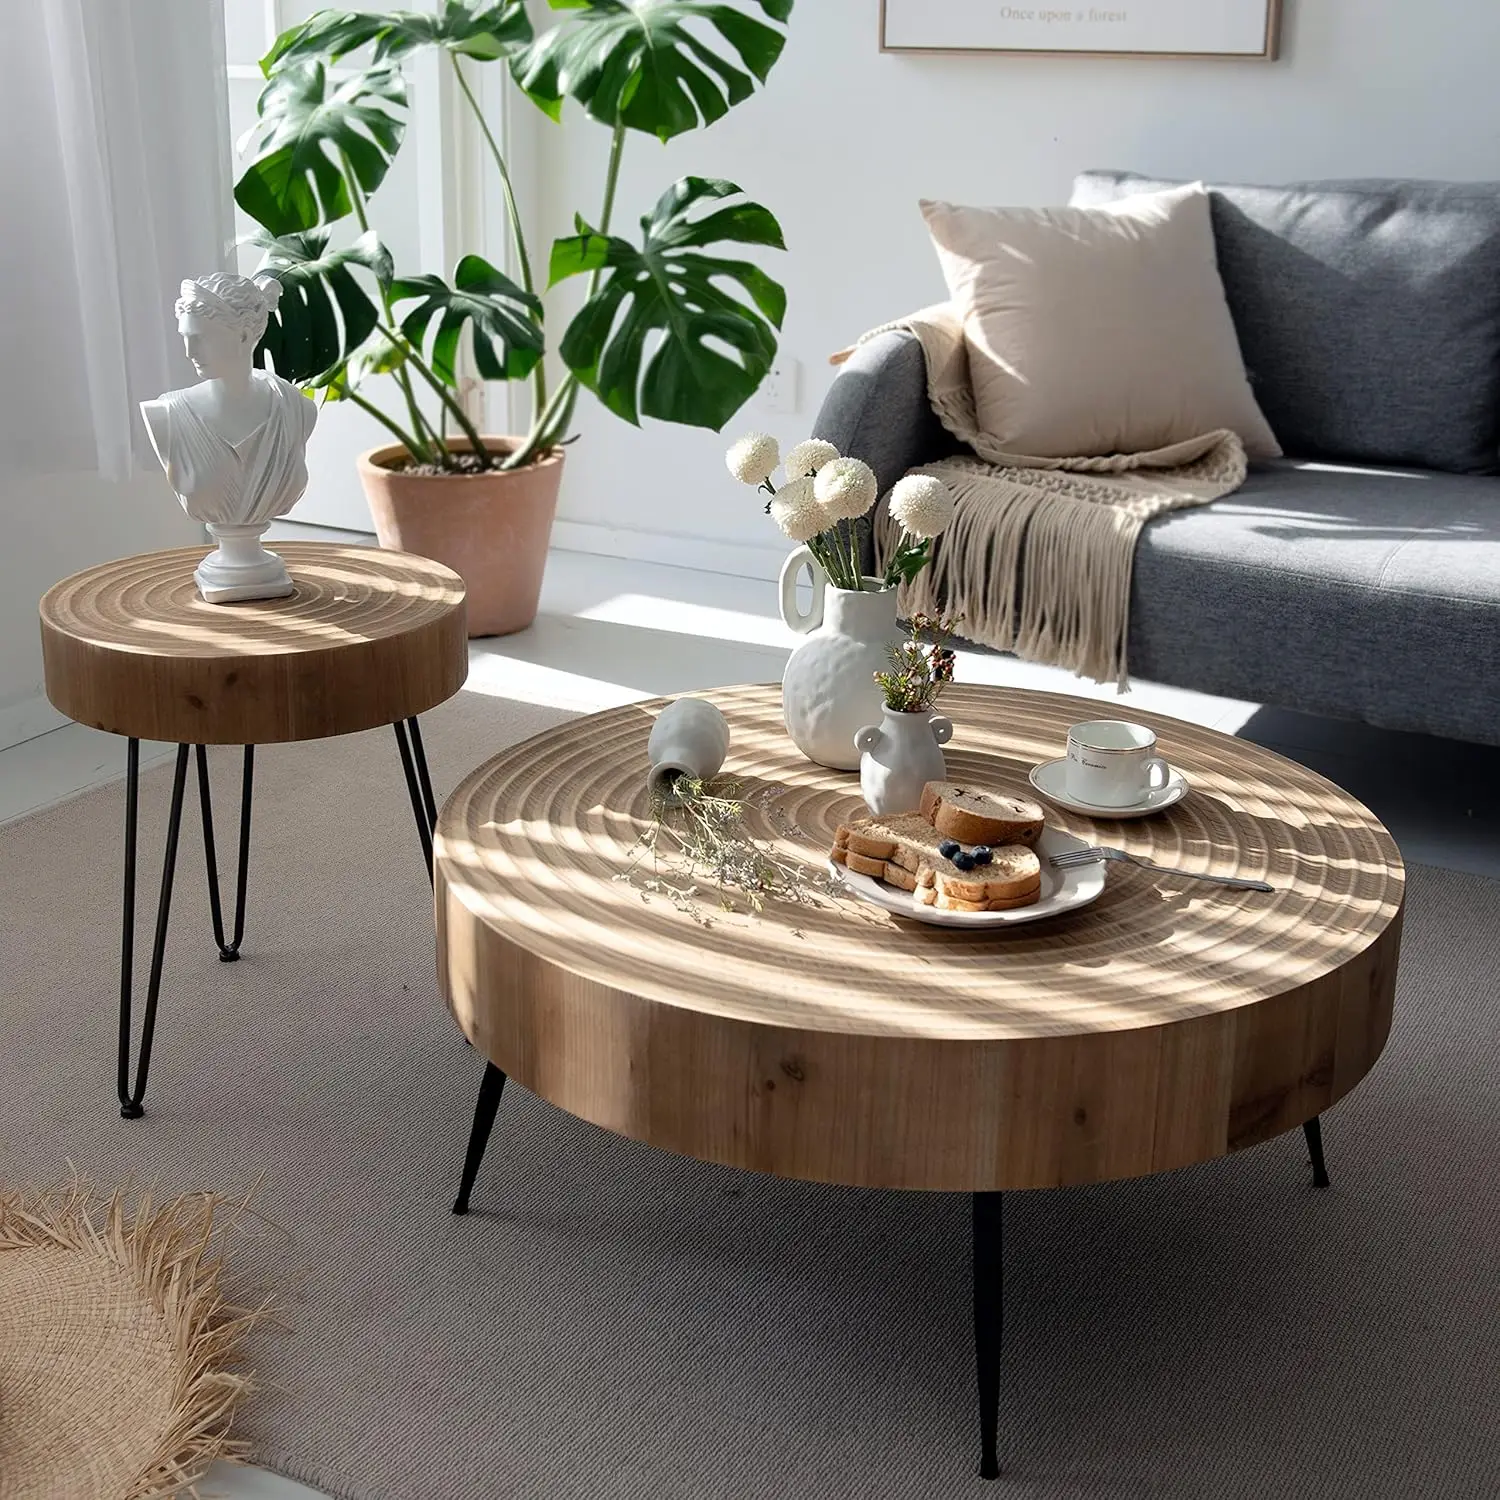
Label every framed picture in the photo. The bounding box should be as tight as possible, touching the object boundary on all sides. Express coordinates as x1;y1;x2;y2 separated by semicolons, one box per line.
879;0;1282;61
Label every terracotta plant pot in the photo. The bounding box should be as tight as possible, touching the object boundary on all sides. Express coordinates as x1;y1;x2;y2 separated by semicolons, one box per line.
357;437;564;637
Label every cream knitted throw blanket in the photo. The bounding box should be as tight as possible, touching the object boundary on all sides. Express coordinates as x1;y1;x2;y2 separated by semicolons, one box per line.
859;305;1247;687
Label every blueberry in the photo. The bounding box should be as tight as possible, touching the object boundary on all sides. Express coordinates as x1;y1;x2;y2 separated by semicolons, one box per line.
952;851;977;872
938;839;961;859
972;846;994;866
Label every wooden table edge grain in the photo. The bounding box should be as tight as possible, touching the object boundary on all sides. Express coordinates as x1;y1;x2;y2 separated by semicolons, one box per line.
434;684;1405;1192
38;543;468;744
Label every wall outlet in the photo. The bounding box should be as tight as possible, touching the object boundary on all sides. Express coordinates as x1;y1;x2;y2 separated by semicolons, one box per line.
759;356;800;415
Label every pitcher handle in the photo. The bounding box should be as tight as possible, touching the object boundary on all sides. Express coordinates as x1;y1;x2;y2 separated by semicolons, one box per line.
779;545;825;635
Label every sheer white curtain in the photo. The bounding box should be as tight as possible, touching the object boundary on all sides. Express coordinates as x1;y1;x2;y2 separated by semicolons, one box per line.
0;0;232;478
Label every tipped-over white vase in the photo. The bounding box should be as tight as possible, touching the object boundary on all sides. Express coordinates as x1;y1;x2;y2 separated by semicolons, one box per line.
647;698;731;801
854;707;953;815
140;272;317;603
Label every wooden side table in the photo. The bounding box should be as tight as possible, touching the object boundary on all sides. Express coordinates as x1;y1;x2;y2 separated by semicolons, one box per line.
433;683;1405;1481
39;542;467;1118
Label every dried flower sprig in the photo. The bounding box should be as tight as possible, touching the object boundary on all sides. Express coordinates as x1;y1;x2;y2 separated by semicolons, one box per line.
873;613;959;714
616;775;836;926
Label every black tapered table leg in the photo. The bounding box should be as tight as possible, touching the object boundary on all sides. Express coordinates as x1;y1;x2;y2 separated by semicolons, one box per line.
1304;1116;1331;1188
118;741;191;1119
395;718;435;886
973;1190;1003;1481
407;716;438;831
453;1061;507;1214
197;744;254;962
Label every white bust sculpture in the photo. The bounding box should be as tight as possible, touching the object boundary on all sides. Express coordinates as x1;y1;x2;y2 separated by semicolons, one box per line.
141;272;317;603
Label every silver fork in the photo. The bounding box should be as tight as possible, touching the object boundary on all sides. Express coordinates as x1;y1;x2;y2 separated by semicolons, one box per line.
1050;846;1274;893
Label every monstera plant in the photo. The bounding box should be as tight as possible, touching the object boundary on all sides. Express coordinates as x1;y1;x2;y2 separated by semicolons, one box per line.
234;0;793;634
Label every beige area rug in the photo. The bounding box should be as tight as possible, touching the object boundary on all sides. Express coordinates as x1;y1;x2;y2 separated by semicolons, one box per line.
1;688;1498;1499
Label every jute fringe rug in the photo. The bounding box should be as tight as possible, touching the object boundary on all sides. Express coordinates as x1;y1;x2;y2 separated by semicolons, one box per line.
852;305;1247;686
0;1181;263;1499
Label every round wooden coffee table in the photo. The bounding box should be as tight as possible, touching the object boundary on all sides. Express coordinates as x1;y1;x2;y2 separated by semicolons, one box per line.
434;682;1404;1479
40;542;467;1118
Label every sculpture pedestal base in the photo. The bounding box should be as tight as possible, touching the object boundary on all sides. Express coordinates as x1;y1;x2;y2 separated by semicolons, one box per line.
196;523;294;604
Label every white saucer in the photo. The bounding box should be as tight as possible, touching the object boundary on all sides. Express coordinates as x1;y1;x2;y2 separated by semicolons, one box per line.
1028;758;1188;819
830;827;1106;930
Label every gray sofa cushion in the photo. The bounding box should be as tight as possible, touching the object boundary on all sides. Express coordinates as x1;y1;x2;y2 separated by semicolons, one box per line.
1073;171;1500;476
1129;461;1500;745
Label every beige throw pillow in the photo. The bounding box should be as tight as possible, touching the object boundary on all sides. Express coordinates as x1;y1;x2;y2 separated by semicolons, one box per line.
921;183;1280;459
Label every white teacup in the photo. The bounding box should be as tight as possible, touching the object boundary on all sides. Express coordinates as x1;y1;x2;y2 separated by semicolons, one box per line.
1065;721;1170;808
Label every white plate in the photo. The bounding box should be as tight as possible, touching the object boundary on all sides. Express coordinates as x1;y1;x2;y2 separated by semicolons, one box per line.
830;827;1107;929
1028;757;1189;819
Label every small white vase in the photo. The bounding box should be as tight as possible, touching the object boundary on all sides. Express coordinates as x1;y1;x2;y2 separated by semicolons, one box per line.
779;546;904;771
854;707;954;815
646;698;730;801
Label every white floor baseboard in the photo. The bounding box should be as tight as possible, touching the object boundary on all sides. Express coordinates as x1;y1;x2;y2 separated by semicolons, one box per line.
550;520;786;583
0;692;67;754
271;514;787;584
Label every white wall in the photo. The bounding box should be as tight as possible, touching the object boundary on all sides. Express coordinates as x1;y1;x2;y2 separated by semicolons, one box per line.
532;0;1500;578
3;472;200;746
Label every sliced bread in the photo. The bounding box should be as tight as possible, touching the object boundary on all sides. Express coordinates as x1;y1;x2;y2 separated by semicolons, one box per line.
916;884;1044;913
831;814;1042;909
919;782;1046;847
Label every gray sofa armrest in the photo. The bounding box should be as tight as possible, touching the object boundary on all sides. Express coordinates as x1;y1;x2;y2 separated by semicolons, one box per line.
811;329;962;496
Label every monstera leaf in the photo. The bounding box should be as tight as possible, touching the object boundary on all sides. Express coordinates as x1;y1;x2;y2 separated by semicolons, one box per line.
235;63;406;235
317;335;410;400
251;229;394;383
392;256;544;383
549;177;785;429
514;0;793;141
262;0;532;72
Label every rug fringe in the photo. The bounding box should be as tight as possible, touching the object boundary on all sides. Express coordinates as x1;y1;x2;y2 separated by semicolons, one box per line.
0;1177;269;1500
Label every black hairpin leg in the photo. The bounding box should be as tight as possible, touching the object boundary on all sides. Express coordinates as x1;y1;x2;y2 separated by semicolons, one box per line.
394;717;436;886
118;740;190;1120
973;1191;1003;1480
452;1060;507;1214
196;744;254;961
1303;1116;1330;1188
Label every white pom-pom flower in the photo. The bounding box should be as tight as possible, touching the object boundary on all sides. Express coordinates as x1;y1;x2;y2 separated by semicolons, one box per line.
814;456;879;522
783;438;841;482
768;477;824;543
725;431;780;486
888;474;956;538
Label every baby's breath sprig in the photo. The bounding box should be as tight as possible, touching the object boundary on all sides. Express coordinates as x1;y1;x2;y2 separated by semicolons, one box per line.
615;775;836;926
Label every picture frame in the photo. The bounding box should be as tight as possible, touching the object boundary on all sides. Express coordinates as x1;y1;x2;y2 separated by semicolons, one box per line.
879;0;1282;62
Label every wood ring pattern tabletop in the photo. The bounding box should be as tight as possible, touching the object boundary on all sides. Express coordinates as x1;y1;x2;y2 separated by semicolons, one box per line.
39;543;467;744
435;684;1404;1192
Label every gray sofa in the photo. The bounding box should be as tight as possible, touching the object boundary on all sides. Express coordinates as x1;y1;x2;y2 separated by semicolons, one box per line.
813;174;1500;748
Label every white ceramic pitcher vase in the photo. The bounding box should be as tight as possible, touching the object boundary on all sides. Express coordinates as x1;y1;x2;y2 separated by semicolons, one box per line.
853;707;953;815
779;545;904;771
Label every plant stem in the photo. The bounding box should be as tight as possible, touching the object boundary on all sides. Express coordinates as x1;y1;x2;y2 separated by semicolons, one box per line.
343;386;425;454
450;51;547;421
508;121;629;470
377;326;492;462
342;156;440;465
